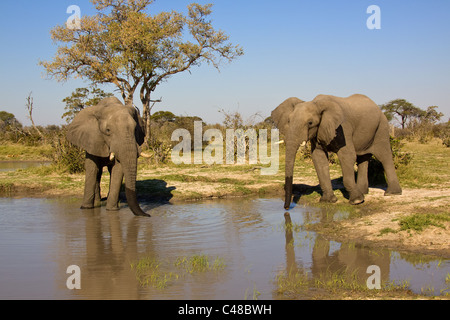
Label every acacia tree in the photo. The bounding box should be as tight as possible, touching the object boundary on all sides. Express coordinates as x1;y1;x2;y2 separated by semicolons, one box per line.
40;0;243;142
381;99;424;129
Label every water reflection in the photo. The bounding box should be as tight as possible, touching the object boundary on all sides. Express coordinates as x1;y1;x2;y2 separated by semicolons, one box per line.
0;161;50;172
0;197;448;299
283;212;390;294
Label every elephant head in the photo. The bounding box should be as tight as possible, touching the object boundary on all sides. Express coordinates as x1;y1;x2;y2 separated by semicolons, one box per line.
67;97;147;216
272;95;345;209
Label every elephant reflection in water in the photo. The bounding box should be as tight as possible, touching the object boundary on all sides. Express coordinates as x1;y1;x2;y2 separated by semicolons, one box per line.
283;213;390;293
69;210;152;299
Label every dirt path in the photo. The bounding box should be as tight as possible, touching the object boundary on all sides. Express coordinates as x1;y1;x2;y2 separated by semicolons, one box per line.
327;187;450;258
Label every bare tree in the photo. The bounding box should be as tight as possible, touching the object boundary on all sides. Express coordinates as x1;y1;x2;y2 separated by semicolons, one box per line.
25;92;43;138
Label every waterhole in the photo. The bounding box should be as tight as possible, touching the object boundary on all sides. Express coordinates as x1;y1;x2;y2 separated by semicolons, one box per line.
0;161;51;172
0;197;448;299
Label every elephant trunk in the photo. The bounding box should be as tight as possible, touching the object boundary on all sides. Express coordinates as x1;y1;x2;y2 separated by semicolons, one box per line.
118;141;150;217
284;144;295;210
284;133;307;210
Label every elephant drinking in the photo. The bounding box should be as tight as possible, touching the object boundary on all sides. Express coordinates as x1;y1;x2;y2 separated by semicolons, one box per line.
272;94;402;209
67;97;150;217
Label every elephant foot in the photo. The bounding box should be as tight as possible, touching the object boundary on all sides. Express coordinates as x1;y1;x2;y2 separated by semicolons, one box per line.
320;193;338;203
106;205;120;212
134;211;151;218
81;203;101;209
384;188;402;196
349;195;365;205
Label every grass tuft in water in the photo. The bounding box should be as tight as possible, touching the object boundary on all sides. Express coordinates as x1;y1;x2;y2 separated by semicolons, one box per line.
275;268;412;298
131;254;226;289
275;270;310;296
130;257;179;290
174;254;226;274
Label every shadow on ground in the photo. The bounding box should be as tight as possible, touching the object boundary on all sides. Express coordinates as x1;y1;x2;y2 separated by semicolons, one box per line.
291;174;389;205
116;179;176;211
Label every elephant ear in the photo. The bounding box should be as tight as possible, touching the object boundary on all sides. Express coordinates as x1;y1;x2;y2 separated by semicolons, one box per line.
65;99;123;158
314;95;345;146
271;97;304;136
130;106;146;146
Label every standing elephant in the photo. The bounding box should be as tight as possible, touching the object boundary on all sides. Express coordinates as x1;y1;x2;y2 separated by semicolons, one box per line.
67;97;150;217
272;94;402;209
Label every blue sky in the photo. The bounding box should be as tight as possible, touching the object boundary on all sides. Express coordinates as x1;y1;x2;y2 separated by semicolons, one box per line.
1;0;449;126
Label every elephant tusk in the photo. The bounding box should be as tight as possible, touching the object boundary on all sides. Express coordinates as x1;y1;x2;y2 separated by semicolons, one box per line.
109;153;115;161
275;140;285;145
300;141;307;147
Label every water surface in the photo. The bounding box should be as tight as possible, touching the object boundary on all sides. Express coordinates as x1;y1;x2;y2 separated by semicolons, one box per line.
0;161;50;172
0;197;448;299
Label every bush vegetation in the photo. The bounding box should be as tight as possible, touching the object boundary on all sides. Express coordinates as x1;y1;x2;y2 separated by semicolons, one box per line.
1;96;448;175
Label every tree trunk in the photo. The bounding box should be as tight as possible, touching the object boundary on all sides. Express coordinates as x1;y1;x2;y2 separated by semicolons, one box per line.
143;99;151;146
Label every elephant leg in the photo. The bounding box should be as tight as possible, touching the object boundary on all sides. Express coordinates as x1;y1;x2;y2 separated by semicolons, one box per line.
106;160;124;211
81;153;102;209
356;154;371;194
372;122;402;196
372;146;402;196
311;147;337;203
337;147;364;205
94;165;103;208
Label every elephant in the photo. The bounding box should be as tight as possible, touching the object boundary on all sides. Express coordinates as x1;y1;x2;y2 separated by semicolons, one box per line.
66;97;150;217
272;94;402;209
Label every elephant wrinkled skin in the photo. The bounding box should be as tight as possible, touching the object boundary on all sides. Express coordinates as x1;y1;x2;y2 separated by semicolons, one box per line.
272;94;402;209
67;97;150;217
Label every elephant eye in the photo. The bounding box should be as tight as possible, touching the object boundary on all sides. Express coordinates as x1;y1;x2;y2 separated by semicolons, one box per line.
308;121;313;127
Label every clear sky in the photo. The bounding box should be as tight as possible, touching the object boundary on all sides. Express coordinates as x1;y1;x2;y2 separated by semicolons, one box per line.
1;0;449;126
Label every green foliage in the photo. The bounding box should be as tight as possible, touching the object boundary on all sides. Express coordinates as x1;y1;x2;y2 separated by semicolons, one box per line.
390;137;414;168
62;87;113;123
152;111;176;123
51;131;85;174
40;0;243;141
0;111;22;129
381;99;425;129
144;112;204;164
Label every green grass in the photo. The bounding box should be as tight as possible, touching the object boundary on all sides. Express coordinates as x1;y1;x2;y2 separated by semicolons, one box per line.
275;268;411;298
174;254;226;274
399;212;450;232
397;140;450;188
0;143;52;160
378;211;449;236
131;254;226;289
2;139;449;207
130;257;179;289
379;227;397;236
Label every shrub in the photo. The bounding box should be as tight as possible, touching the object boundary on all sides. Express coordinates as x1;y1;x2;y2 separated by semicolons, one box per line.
52;131;85;173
